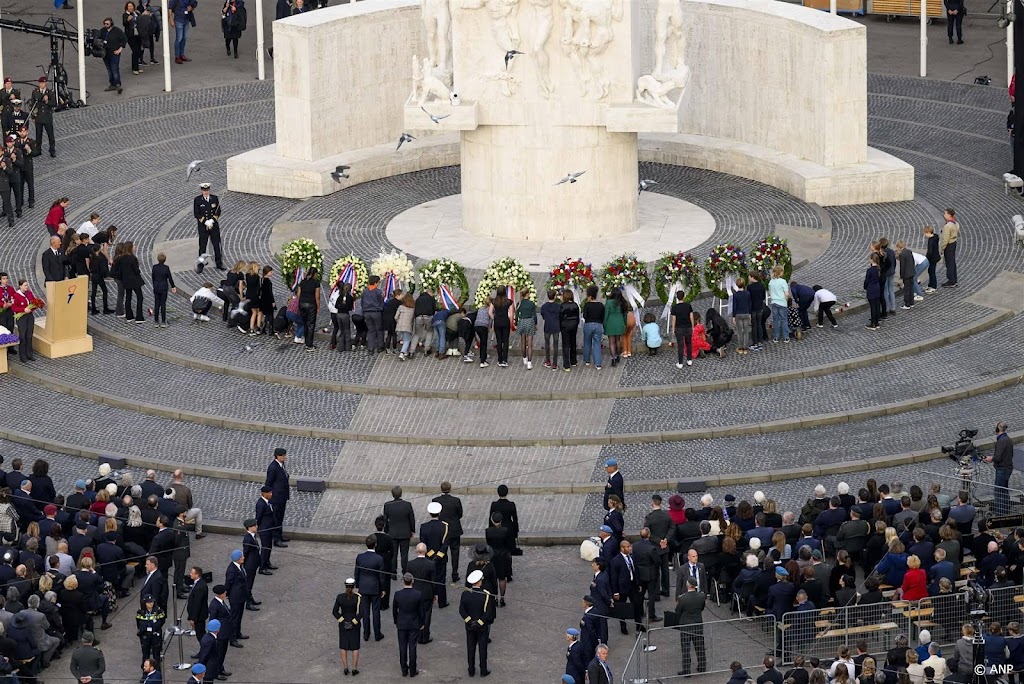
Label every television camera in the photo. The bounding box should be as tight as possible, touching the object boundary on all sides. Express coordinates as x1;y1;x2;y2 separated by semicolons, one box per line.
943;428;980;467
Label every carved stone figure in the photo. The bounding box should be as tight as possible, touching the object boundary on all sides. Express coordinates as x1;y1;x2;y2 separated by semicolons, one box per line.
461;0;522;51
654;0;684;77
421;0;453;85
559;0;622;99
418;57;454;106
635;66;688;109
408;54;423;104
528;0;555;97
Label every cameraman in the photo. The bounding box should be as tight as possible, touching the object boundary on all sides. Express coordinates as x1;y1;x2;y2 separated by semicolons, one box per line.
985;422;1014;515
99;17;127;95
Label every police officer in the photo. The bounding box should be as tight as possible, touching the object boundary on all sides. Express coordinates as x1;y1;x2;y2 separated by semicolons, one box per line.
2;99;28;138
0;78;19;119
15;126;36;209
459;570;496;677
193;183;224;269
419;502;450;609
28;77;55;158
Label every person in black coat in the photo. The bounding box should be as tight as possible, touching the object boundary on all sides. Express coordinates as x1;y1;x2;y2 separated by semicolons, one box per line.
193;183;223;270
118;241;144;322
944;0;964;43
566;628;588;684
196;620;224;681
392;574;424;677
255;487;277;573
420;503;450;608
923;225;940;291
896;241;916;309
354;536;385;642
264;449;290;545
148;517;177;577
42;236;65;282
224;551;248;646
485;513;513;605
241;519;262;610
208;585;232;657
186;567;208;647
432;482;464;582
407;544;435;644
151;254;175;326
383;486;415;575
864;254;881;330
488;485;519;578
139;556;168;612
99;17;127;92
221;0;247;58
372;517;394;610
459;571;496;678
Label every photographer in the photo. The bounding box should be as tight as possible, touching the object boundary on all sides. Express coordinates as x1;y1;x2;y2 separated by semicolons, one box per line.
985;422;1014;515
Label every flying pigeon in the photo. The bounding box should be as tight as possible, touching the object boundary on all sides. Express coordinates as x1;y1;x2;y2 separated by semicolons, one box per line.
331;165;350;182
185;160;203;181
504;49;524;70
555;171;586;186
638;179;659;196
421;107;450;124
195;253;210;274
396;133;416;151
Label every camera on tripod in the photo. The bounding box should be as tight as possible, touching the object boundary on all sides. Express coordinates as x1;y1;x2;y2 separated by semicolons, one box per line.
83;28;105;58
943;428;980;466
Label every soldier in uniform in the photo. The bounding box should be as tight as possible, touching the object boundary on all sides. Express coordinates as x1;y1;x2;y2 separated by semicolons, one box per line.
0;79;20;120
255;486;277;573
28;77;55;158
188;663;207;684
15;125;37;209
565;627;588;684
2;99;28;138
241;519;262;610
224;550;248;647
432;481;464;582
193;182;224;269
603;458;624;510
578;596;602;665
3;135;23;219
0;142;14;227
420;502;450;609
459;570;496;678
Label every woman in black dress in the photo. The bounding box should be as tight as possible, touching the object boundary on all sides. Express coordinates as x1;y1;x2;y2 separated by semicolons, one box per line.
243;262;262;334
488;286;512;367
119;241;145;324
488;485;519;580
331;578;361;675
485;513;513;606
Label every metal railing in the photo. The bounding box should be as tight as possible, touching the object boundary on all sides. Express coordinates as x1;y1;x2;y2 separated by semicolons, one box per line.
779;602;913;661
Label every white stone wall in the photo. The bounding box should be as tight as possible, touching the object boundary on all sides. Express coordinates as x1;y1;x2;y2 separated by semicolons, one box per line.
272;0;423;162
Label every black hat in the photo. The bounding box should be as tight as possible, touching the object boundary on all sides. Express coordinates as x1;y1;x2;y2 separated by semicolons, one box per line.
142;595;154;603
243;518;257;528
213;584;227;595
273;447;287;457
472;543;492;562
260;485;272;494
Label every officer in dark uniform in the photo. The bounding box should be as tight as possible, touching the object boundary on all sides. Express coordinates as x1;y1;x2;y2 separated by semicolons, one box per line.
188;663;208;684
0;142;14;227
603;459;624;510
432;481;464;582
255;487;276;573
28;77;55;158
2;99;28;138
15;126;36;209
196;619;224;682
420;502;450;608
392;572;425;677
0;79;20;119
578;596;602;666
208;584;233;668
193;182;224;269
565;627;588;684
264;448;290;546
459;570;496;678
241;519;262;610
2;135;22;220
224;549;248;647
372;516;394;610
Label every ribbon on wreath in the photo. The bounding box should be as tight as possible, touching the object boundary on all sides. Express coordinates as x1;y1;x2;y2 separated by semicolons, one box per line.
720;272;740;315
569;286;584;322
291;266;305;293
621;282;646;321
661;280;684;331
439;283;459;311
382;271;397;301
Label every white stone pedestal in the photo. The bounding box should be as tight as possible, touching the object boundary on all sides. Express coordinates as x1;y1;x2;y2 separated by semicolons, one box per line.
461;125;639;240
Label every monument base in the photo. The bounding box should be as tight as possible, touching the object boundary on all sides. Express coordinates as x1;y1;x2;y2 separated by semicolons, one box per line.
33;316;93;359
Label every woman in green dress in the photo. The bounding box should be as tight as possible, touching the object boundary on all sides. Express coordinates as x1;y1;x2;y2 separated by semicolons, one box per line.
603;288;627;367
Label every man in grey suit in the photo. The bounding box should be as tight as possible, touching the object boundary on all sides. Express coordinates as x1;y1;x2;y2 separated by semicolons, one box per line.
676;548;707;598
643;495;673;598
676;576;707;676
690;522;720;556
71;630;105;684
23;595;60;667
383;486;416;576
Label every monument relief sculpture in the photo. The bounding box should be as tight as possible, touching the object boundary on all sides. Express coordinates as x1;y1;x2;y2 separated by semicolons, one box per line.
421;0;454;86
634;0;688;109
460;0;523;50
527;0;555;97
559;0;623;99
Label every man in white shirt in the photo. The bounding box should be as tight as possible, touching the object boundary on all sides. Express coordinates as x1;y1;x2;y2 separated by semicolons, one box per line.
922;642;948;683
812;286;838;329
912;251;928;299
77;213;101;238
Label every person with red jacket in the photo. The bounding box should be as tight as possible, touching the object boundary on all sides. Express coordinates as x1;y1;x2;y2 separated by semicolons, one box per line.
11;278;40;362
899;554;928;601
44;197;68;237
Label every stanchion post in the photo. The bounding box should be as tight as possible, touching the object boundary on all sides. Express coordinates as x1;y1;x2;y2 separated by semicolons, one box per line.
169;581;192;671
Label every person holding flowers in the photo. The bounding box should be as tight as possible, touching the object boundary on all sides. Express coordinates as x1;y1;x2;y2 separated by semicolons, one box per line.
603;288;627;367
12;278;42;362
515;289;537;370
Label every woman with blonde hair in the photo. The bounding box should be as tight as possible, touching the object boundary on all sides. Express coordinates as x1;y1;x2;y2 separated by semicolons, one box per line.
245;261;263;335
771;530;790;560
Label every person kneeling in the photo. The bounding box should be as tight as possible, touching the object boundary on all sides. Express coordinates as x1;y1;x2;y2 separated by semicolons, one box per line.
641;313;662;355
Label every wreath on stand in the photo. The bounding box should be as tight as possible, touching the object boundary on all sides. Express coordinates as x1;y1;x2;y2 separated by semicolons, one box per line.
276;238;324;289
328;254;369;294
474;257;535;308
654;251;701;304
419;258;470;303
704;244;748;300
371;249;416;297
748;235;793;281
599;253;651;318
546;257;595;293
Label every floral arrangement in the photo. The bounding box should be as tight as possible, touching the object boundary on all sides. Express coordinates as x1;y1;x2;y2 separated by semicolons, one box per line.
14;296;45;320
546;258;594;291
748;235;793;281
704;243;748;299
599;253;650;300
474;257;534;308
0;333;16;345
275;238;324;288
371;249;416;296
329;254;369;293
419;258;469;300
654;251;701;304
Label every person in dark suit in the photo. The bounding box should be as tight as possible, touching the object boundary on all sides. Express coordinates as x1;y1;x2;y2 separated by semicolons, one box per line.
565;627;588;684
255;487;276;573
676;549;708;598
383;486;415;575
392;573;424;677
944;0;965;43
354;535;385;642
432;482;464;582
193;182;224;269
603;459;624;510
407;543;435;644
140;556;168;612
589;558;612;646
420;502;450;609
264;448;290;546
208;584;233;668
185;566;208;649
579;596;602;666
676;576;707;676
118;241;145;322
459;570;496;678
224;550;248;646
372;517;394;610
149;516;177;577
587;644;614;684
241;519;262;610
196;619;224;682
765;566;796;623
489;484;520;580
598;527;618;565
632;528;661;621
42;236;65;282
609;540;643;635
70;630;106;684
643;494;673;598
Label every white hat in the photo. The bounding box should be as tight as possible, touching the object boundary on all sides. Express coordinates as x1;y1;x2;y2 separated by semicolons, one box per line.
199;182;211;189
427;502;442;515
344;578;355;586
98;463;111;476
919;629;931;644
467;570;483;585
753;491;765;504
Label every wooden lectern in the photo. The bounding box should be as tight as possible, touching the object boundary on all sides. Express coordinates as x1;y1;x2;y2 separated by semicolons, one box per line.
33;275;93;358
